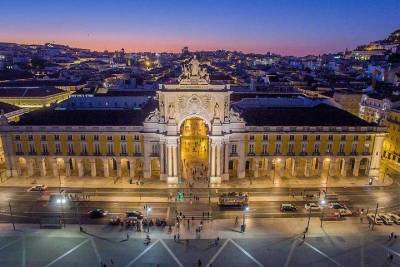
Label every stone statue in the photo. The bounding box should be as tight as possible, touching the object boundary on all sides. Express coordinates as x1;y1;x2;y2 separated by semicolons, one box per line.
214;102;220;119
146;108;160;122
191;55;200;76
168;103;175;119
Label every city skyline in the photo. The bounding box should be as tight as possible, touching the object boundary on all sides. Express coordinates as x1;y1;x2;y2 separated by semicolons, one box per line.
1;0;399;56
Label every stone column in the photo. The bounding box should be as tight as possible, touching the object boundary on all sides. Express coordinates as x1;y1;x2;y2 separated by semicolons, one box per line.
238;140;246;179
253;159;259;178
210;144;216;177
329;160;336;176
129;159;135;178
353;158;360;177
340;159;347;177
116;159;122;177
143;140;151;179
223;142;230;181
103;159;109;177
291;159;296;177
27;159;34;177
172;145;178;177
65;161;71;177
160;142;165;180
304;159;311;177
77;159;84;177
167;146;173;177
40;158;47;177
263;158;269;177
90;159;96;177
52;160;59;177
317;158;323;177
216;144;221;177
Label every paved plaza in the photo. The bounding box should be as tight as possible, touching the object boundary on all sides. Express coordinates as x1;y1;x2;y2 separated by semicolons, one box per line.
0;218;399;267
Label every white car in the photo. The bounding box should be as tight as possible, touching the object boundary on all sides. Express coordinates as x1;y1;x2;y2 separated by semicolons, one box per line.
367;214;383;225
387;213;400;225
338;208;352;216
378;214;394;225
27;185;48;192
305;203;322;211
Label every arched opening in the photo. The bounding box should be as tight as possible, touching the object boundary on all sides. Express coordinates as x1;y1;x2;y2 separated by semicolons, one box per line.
180;117;209;182
359;158;369;176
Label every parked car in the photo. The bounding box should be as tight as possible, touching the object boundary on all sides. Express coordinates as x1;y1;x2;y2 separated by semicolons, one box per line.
126;211;144;221
280;203;297;212
329;202;346;209
367;214;383;225
88;208;109;218
28;184;48;192
305;203;322;211
387;213;400;225
378;214;394;225
338;208;352;216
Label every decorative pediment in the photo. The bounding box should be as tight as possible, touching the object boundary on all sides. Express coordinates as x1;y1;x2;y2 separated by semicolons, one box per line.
179;56;210;85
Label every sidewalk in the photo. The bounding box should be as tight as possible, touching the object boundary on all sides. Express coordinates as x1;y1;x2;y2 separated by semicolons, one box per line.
0;173;394;190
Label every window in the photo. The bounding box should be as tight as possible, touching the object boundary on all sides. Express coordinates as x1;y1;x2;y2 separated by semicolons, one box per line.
151;144;159;155
249;144;255;154
339;143;345;153
353;136;358;141
262;134;268;141
67;135;72;141
94;135;99;141
80;135;86;141
289;135;294;141
134;135;140;141
316;135;320;141
94;143;100;155
16;143;22;153
341;135;346;141
121;143;127;154
15;135;20;141
366;135;371;141
301;143;307;153
107;143;114;155
275;143;281;154
364;143;370;154
29;143;35;153
302;135;307;141
262;144;268;154
54;135;60;141
351;143;357;153
288;143;294;154
55;143;61;154
68;143;74;154
249;135;254;141
121;135;126;141
107;136;113;141
231;144;237;154
28;135;33;141
81;143;87;154
314;143;320;153
276;135;281;141
328;135;333;141
41;135;46;141
134;143;141;154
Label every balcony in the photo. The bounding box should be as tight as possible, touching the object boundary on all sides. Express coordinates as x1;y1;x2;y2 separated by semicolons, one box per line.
80;152;88;156
274;152;282;156
41;151;49;156
362;151;371;156
134;152;142;157
337;152;345;156
350;151;358;156
93;152;101;156
286;152;295;156
120;152;128;156
16;151;24;156
151;153;160;157
54;151;62;156
106;152;115;156
312;152;320;156
68;152;75;156
28;151;37;156
247;152;255;156
299;152;308;156
260;152;269;156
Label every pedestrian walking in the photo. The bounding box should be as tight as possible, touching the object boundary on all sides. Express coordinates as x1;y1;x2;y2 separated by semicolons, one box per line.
110;259;114;266
198;259;202;267
302;233;306;240
174;234;176;242
126;233;130;240
235;216;239;225
177;233;180;241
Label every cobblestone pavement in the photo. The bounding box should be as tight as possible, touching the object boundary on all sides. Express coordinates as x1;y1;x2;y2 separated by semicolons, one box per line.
0;218;400;266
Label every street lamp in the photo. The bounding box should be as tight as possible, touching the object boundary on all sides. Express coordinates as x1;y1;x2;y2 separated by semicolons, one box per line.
146;206;152;233
242;206;250;232
325;158;331;195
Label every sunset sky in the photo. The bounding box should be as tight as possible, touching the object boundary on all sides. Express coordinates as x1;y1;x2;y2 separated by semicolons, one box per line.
0;0;399;56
